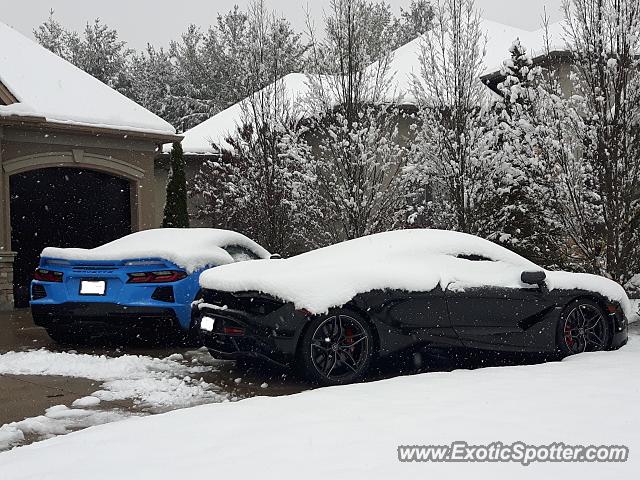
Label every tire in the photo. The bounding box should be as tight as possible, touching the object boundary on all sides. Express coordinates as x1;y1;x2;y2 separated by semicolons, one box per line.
297;310;374;386
556;299;612;356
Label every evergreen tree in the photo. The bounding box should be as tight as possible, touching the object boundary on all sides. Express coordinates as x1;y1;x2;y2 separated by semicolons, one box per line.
483;39;563;265
34;13;131;91
391;0;434;48
162;142;190;228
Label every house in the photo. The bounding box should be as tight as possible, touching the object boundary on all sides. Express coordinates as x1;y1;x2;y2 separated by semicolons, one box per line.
171;19;569;158
163;19;571;233
0;20;181;308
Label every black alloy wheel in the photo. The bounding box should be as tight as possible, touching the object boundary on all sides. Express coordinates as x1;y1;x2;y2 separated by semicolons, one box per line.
298;311;374;386
557;300;611;355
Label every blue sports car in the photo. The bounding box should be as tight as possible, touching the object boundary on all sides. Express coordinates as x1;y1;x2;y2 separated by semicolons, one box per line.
30;228;270;344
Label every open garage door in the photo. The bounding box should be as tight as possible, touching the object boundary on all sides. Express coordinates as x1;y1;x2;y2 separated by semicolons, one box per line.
10;168;132;307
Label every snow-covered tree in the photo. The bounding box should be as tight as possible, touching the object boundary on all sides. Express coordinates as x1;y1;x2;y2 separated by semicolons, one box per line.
35;13;131;91
408;0;492;234
482;39;564;265
192;1;317;255
169;6;307;131
126;46;181;127
546;0;640;281
391;0;435;48
305;0;412;244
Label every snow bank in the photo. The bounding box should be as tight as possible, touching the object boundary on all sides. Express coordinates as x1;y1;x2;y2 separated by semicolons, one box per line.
200;229;631;315
1;335;638;479
0;349;225;409
0;21;175;136
0;406;131;451
41;228;270;273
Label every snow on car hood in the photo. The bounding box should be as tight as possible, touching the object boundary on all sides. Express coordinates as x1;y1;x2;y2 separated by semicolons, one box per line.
41;228;270;273
199;229;631;315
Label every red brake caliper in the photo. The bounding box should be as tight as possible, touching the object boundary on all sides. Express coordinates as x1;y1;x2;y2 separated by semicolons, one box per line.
564;323;574;347
345;327;354;348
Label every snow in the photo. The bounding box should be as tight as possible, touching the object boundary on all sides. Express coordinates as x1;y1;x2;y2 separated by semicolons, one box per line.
200;229;631;316
0;348;234;450
41;228;270;273
172;19;566;154
0;349;224;409
71;396;101;408
0;406;131;451
1;332;638;479
0;20;175;137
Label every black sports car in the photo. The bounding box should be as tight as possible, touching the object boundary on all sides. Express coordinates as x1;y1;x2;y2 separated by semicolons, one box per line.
196;230;629;385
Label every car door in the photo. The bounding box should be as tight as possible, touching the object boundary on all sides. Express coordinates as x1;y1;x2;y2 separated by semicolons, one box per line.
445;286;554;351
443;252;558;351
381;287;463;347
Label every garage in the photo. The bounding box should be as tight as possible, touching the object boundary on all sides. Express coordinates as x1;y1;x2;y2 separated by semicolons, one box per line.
9;167;132;306
0;19;181;310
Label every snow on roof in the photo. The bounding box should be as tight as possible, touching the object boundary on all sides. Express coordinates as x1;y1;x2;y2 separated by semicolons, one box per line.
41;228;270;273
0;20;176;138
382;18;566;105
172;73;313;155
174;19;566;154
200;229;630;316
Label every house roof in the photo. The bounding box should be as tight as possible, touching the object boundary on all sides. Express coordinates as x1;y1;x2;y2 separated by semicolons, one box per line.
0;20;178;141
170;73;312;155
173;18;567;155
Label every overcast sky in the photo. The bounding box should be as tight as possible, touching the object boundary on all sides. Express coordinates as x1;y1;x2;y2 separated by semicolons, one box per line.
1;0;564;50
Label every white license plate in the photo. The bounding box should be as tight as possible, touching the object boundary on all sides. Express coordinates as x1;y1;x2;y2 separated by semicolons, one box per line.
80;280;106;295
200;317;215;332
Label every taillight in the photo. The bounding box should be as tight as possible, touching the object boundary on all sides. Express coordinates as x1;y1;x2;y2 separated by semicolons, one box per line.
127;270;188;283
223;326;245;336
34;268;64;283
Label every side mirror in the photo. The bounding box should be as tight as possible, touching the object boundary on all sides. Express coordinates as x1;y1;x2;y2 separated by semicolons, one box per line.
521;271;547;287
270;253;282;260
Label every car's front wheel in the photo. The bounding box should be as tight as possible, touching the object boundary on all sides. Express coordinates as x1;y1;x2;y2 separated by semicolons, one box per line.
298;310;374;386
557;299;611;356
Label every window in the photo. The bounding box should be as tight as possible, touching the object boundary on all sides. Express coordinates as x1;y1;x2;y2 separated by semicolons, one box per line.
455;253;494;262
223;245;261;262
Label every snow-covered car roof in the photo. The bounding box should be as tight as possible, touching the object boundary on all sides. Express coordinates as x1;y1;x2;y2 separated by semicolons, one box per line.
41;228;270;273
199;229;630;315
0;20;176;138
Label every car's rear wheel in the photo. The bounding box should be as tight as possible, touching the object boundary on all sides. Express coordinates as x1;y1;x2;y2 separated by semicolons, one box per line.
298;310;374;386
557;299;611;356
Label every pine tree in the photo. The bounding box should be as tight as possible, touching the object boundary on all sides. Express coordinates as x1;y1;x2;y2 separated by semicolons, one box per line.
162;142;190;228
483;39;563;265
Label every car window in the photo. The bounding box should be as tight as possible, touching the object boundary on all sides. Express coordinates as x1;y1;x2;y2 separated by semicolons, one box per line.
224;245;261;262
455;253;495;262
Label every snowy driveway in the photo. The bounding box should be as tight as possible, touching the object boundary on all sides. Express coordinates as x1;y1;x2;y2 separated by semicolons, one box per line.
0;324;638;479
0;310;305;450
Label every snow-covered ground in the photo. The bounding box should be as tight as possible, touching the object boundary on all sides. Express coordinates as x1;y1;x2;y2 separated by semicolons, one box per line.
1;329;638;479
0;349;231;450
